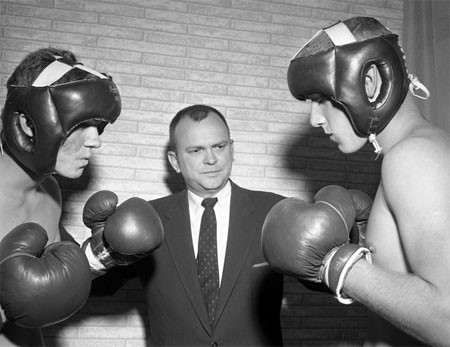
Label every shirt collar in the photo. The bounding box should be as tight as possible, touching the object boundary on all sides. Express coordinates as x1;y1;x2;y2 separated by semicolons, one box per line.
188;180;231;208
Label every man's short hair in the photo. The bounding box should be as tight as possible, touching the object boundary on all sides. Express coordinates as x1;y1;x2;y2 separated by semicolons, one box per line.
7;47;100;87
169;104;230;151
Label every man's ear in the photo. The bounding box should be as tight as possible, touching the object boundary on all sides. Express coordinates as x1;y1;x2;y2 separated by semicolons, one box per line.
167;150;181;173
365;64;382;102
230;139;235;162
0;110;3;155
19;114;34;137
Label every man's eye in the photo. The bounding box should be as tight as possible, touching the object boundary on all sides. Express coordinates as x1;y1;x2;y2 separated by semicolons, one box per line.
314;97;324;103
213;144;226;151
214;141;231;151
309;93;326;104
188;148;202;155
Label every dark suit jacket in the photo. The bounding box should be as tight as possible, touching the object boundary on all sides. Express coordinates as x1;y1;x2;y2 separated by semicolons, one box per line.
133;181;285;346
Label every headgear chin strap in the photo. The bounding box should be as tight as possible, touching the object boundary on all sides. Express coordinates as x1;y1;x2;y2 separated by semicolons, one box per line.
287;21;410;142
1;57;121;175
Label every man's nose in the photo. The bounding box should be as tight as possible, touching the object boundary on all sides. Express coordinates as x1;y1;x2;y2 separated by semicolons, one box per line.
204;148;217;164
85;127;101;148
309;101;325;128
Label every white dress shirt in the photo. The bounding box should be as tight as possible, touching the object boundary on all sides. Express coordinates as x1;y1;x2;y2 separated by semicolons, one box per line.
188;181;231;286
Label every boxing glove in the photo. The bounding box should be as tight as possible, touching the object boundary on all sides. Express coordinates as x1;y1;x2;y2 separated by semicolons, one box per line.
262;185;372;304
0;222;91;328
348;189;373;245
82;190;164;276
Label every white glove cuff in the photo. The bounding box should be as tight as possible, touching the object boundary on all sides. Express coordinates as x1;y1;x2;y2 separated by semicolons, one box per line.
335;246;372;304
0;305;7;330
84;241;107;277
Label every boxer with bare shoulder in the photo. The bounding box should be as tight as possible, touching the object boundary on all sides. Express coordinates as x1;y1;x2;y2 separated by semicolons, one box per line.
0;48;162;347
262;17;450;346
0;48;122;347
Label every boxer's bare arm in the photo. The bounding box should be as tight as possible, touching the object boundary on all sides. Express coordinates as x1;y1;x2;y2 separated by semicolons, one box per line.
343;129;450;346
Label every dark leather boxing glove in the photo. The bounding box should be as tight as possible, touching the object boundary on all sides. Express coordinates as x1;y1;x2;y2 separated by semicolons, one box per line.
82;190;164;276
261;185;372;304
0;223;91;328
348;188;373;245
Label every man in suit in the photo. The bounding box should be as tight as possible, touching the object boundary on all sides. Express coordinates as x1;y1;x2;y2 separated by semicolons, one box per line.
132;104;285;346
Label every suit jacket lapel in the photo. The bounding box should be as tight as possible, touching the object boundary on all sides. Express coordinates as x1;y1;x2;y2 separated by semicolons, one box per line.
163;191;211;332
215;183;256;323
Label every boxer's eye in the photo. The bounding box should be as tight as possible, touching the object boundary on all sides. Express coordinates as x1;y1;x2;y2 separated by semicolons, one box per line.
309;93;326;104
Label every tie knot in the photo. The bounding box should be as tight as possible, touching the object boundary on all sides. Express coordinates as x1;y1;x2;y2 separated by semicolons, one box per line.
202;197;218;208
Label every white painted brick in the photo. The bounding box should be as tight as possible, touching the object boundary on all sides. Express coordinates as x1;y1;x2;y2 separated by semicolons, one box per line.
190;3;272;22
85;3;145;18
53;21;145;40
5;16;52;30
1;0;404;344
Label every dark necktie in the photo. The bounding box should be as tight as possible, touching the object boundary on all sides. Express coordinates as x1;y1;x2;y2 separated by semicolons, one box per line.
197;197;219;327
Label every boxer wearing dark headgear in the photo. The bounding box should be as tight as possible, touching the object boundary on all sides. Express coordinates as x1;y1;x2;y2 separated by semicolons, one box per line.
262;17;450;346
287;18;430;157
0;48;121;347
0;49;164;347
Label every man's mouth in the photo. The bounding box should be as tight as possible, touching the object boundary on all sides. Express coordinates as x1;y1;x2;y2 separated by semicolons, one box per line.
204;170;220;175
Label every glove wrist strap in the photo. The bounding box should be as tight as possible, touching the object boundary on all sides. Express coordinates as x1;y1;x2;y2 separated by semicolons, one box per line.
82;239;107;277
0;305;7;330
323;244;372;305
83;234;141;271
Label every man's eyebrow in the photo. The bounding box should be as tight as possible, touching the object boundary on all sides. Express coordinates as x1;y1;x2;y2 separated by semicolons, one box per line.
185;144;205;150
187;140;229;148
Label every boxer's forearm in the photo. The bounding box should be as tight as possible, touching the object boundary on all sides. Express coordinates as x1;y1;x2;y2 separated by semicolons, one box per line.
343;259;450;346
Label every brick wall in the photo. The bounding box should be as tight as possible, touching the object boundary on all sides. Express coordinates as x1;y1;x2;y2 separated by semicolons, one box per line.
0;0;404;346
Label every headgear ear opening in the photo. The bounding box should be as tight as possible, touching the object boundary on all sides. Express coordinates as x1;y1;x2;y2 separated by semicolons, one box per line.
9;111;35;154
367;61;391;107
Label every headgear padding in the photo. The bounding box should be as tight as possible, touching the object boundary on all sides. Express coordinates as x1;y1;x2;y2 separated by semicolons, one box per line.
287;21;409;137
2;58;121;174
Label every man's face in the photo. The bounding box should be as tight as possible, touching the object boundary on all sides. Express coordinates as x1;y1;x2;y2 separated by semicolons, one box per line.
309;97;367;153
168;112;234;198
55;125;101;178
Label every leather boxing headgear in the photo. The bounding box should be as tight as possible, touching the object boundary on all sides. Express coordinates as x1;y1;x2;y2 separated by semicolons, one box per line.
287;20;410;137
1;57;121;175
